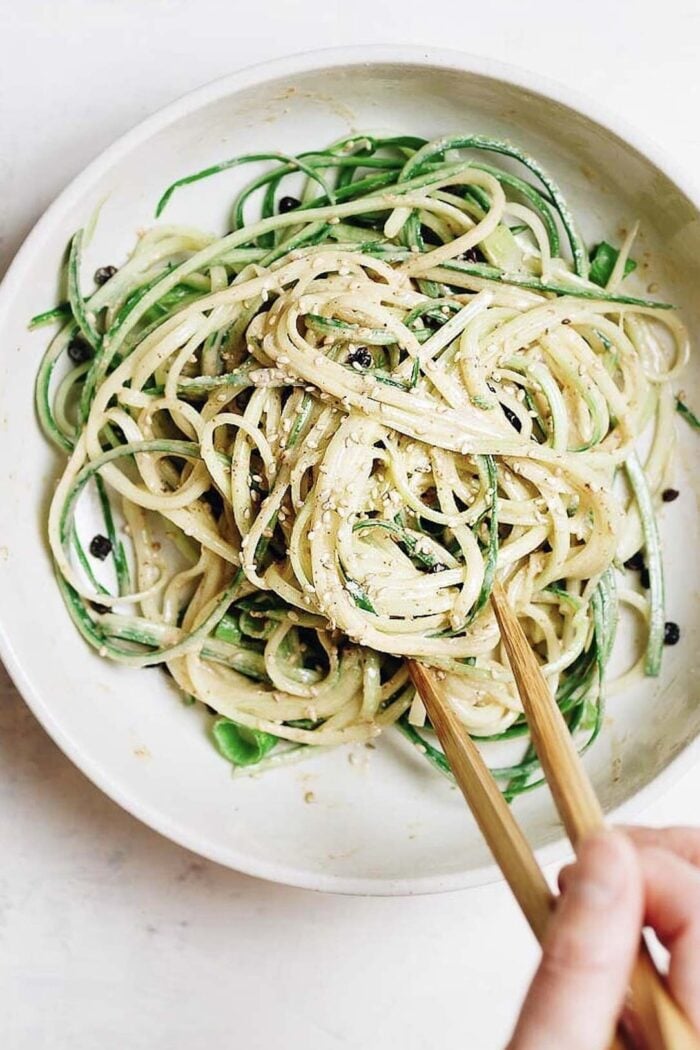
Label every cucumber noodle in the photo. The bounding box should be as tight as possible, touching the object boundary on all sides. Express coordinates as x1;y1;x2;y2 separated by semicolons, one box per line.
34;133;689;793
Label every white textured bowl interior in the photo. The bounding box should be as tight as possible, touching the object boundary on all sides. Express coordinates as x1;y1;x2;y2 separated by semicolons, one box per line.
1;49;699;894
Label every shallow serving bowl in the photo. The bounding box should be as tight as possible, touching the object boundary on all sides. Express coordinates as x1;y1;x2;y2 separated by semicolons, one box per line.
1;46;699;894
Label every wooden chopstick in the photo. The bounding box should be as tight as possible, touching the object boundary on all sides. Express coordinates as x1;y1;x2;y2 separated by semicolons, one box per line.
490;579;700;1050
408;658;629;1050
407;661;552;941
490;580;603;839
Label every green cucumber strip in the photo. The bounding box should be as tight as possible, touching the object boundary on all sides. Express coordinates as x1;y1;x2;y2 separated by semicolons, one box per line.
352;517;444;570
212;717;278;767
156;151;336;218
72;527;110;596
677;398;700;430
29;303;72;329
397;716;453;780
625;454;664;676
589;241;636;288
344;577;377;614
95;475;130;595
445;454;498;633
68;230;101;349
214;613;243;646
434;259;673;310
306;314;396;345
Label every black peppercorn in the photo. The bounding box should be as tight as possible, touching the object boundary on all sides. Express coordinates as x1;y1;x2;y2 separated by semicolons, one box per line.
94;265;118;286
89;534;112;560
90;601;110;615
664;621;680;645
662;488;680;503
278;196;300;213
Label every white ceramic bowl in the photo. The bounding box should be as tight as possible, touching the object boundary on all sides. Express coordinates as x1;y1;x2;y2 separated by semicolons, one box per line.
1;46;699;894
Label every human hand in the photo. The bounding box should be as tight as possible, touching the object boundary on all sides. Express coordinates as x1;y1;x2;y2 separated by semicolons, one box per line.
507;827;700;1050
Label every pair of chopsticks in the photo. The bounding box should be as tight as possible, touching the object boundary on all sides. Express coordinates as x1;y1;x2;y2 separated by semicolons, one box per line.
407;580;699;1050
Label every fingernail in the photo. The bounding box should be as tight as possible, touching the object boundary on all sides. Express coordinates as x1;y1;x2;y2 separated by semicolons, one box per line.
565;832;630;909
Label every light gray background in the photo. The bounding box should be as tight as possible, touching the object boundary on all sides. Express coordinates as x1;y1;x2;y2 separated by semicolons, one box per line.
1;2;699;1047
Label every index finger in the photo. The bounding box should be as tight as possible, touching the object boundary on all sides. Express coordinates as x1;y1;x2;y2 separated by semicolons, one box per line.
621;826;700;868
637;845;700;1029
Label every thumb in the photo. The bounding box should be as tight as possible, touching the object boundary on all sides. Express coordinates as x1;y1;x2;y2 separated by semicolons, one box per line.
508;831;643;1050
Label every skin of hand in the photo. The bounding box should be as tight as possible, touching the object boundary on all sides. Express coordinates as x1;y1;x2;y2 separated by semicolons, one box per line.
507;827;700;1050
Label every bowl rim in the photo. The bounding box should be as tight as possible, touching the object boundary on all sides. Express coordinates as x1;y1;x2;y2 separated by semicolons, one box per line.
1;43;699;895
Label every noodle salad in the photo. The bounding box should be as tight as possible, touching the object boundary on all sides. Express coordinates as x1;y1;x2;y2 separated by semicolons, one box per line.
33;133;696;795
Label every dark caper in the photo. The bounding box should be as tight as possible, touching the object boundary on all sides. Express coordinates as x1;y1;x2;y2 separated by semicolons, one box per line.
502;405;522;432
67;336;93;364
89;534;112;560
347;347;372;369
201;488;224;516
94;265;118;286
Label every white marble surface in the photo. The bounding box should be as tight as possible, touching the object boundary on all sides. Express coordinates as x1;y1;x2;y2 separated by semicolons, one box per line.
1;2;699;1047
